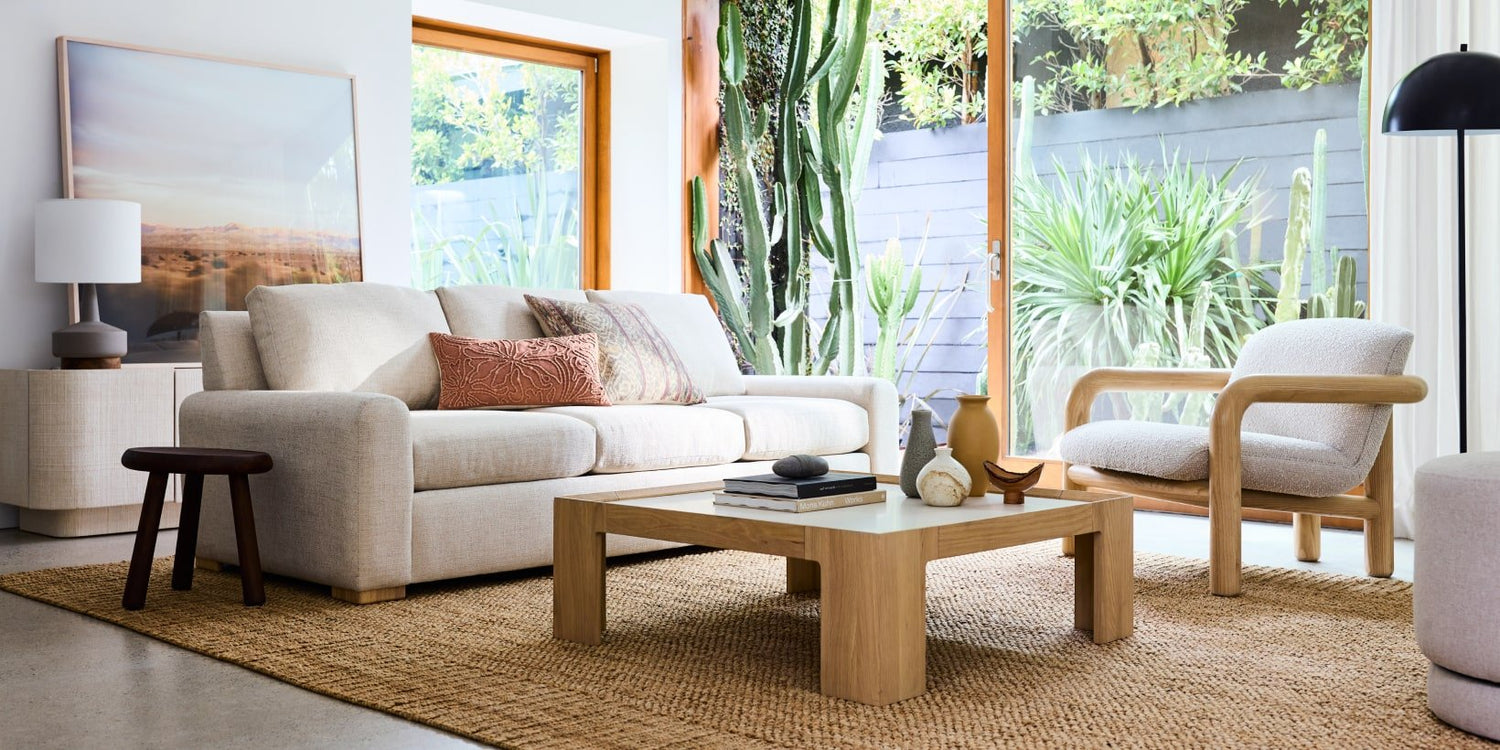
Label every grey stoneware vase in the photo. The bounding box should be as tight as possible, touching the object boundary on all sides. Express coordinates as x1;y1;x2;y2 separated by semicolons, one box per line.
900;407;937;498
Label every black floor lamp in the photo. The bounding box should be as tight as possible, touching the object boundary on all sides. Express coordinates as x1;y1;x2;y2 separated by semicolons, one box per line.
1383;44;1500;453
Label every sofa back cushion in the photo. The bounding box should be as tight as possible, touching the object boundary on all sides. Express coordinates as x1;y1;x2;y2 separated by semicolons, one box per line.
585;290;746;396
199;311;268;391
436;285;589;340
246;282;451;409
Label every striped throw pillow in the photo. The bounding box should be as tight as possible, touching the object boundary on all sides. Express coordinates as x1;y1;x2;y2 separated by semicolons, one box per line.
524;295;705;405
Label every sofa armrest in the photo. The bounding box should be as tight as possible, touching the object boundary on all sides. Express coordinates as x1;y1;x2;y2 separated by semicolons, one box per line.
742;375;900;474
179;390;414;591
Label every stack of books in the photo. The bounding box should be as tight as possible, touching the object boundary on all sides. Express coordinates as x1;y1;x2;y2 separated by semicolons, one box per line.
714;472;886;513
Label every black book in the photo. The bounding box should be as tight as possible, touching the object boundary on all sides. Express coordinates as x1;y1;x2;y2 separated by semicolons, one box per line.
721;472;878;499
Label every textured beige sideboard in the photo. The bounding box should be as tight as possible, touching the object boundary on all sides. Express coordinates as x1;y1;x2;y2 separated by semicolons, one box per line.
0;367;204;537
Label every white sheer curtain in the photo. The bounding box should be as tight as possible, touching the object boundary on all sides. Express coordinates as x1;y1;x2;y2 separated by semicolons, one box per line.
1370;0;1500;538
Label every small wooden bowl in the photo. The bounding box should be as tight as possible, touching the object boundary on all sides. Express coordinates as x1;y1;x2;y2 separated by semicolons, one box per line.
984;461;1044;505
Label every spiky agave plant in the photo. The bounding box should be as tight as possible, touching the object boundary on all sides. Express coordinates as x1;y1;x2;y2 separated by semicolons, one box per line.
1009;150;1271;453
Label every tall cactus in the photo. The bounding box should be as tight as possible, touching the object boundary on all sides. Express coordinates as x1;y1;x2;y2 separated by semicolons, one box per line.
1307;128;1330;294
1274;167;1312;323
866;237;921;382
804;0;882;376
1307;254;1367;319
691;1;784;374
691;0;882;376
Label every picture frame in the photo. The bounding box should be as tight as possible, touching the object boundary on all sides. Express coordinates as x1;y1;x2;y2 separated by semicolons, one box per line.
57;36;364;364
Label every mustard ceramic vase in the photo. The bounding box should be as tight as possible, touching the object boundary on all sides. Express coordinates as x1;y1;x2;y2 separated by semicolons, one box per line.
948;394;1000;497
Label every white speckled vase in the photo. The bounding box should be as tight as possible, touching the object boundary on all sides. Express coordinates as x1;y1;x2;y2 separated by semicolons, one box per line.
916;448;971;507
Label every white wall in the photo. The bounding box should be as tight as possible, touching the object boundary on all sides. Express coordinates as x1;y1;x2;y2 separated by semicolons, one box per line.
0;0;412;528
417;0;685;292
0;0;683;530
0;0;414;374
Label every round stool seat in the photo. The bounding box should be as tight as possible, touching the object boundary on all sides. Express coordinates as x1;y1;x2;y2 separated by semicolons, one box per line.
121;447;273;476
1415;452;1500;740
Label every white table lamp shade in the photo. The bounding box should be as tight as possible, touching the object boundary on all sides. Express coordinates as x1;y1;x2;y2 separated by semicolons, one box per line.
35;199;142;284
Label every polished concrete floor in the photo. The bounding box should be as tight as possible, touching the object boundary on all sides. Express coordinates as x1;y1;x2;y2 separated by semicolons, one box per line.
0;513;1413;749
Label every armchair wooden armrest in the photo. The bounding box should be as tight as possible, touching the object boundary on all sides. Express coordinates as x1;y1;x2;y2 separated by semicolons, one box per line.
1065;368;1233;431
1202;373;1426;596
1209;374;1427;454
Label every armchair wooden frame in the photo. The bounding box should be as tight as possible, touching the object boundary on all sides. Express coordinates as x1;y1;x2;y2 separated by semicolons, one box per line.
1058;368;1428;596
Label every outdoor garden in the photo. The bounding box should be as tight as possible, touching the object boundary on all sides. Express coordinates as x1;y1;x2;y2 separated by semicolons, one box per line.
407;0;1371;455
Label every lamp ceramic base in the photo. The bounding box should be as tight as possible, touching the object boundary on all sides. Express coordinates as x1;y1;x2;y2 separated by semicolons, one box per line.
61;357;122;370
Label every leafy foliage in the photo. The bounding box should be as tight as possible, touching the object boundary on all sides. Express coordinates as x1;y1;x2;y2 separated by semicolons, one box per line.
1278;0;1369;90
1014;0;1271;113
410;46;580;186
412;176;580;291
1009;148;1272;453
874;0;988;127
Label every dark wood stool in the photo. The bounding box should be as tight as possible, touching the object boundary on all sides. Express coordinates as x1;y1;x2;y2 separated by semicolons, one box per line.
121;447;273;610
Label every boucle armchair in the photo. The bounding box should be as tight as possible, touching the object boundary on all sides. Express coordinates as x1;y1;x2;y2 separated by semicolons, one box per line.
1057;319;1427;596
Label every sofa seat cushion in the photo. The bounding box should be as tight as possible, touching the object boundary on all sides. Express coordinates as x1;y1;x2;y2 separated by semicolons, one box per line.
532;405;745;473
409;411;596;491
700;396;869;461
1059;420;1365;498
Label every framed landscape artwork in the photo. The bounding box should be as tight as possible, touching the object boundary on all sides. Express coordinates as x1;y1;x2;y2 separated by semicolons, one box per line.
58;37;363;363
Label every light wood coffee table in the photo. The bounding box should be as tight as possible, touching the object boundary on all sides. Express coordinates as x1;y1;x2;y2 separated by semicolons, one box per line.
552;478;1133;706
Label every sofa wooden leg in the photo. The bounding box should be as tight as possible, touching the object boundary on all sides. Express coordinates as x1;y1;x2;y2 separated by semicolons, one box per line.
331;586;406;605
1060;536;1076;557
195;558;227;572
1294;513;1321;562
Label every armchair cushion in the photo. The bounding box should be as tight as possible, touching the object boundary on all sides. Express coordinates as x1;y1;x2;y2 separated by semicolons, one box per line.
1231;318;1412;475
1060;420;1366;497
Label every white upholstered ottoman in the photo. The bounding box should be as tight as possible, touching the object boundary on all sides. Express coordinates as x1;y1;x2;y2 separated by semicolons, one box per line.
1415;453;1500;740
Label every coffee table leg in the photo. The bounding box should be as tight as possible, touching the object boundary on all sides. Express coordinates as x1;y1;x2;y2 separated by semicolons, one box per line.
553;497;606;644
1073;498;1133;644
810;529;926;706
786;557;820;593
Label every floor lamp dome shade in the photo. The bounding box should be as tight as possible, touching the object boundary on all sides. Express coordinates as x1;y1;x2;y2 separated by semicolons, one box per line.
1380;46;1500;453
34;198;143;368
1383;48;1500;135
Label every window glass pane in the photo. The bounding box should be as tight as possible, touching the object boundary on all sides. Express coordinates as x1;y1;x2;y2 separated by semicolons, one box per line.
1008;0;1371;457
410;44;583;289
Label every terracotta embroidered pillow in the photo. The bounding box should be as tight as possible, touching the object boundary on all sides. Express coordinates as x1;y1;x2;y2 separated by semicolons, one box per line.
524;295;705;405
428;332;611;410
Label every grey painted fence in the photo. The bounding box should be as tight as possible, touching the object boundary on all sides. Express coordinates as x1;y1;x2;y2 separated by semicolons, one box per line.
832;82;1366;439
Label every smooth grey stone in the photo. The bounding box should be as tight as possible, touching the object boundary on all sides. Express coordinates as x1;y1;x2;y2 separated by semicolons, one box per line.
772;454;828;479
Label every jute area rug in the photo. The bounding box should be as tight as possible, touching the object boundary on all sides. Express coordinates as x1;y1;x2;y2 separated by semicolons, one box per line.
0;544;1482;749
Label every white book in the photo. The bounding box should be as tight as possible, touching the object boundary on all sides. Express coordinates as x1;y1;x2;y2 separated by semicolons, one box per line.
712;489;889;513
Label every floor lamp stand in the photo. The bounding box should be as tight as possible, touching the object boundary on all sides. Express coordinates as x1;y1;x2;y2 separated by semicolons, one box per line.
1457;130;1470;454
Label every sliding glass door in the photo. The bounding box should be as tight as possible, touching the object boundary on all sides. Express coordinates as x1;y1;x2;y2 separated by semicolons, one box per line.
996;0;1372;458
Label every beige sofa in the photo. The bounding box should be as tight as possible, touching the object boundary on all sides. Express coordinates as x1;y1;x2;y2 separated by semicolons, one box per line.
179;283;897;603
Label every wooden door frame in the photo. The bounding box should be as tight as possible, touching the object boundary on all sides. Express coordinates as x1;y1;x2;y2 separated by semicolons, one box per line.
412;18;611;290
676;1;1352;530
681;0;718;295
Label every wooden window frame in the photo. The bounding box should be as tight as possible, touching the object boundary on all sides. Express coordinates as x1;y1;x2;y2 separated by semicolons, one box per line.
412;17;611;290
